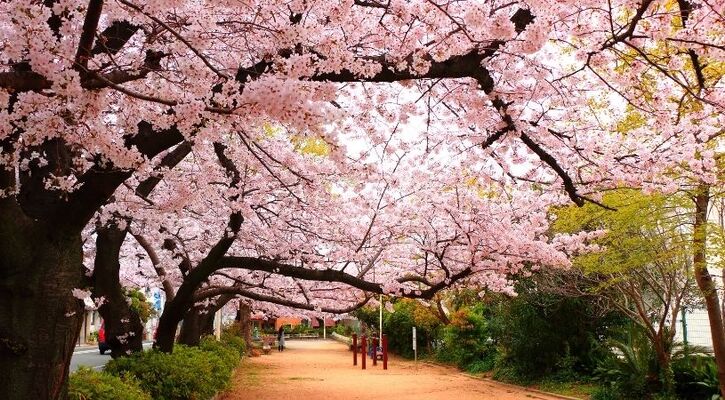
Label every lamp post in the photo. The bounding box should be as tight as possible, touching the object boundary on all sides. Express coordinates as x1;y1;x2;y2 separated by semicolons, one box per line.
379;294;383;345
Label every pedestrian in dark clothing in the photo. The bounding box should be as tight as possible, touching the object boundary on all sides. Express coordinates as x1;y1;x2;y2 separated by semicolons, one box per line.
277;326;285;352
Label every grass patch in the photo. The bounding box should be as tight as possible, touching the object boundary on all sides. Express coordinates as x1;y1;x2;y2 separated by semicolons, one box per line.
535;380;600;399
232;360;265;388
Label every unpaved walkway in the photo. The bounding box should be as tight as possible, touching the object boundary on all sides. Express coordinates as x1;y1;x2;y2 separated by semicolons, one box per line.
222;339;563;400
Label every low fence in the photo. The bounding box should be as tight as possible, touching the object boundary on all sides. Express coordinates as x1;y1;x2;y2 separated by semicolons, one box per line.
330;332;351;345
287;333;320;339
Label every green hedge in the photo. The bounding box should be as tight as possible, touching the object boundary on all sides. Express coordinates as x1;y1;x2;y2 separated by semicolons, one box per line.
69;367;150;400
220;331;247;355
436;306;496;372
105;341;242;400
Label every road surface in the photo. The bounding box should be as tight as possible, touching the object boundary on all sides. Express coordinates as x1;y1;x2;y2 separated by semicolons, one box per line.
70;342;153;371
222;339;564;400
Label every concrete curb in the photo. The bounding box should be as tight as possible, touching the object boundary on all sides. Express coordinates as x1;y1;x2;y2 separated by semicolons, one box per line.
419;361;583;400
473;376;583;400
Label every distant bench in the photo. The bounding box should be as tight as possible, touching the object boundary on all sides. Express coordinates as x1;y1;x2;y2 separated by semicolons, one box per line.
287;333;320;339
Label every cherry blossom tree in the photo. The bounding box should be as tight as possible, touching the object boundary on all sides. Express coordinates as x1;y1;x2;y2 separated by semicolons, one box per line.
1;1;723;399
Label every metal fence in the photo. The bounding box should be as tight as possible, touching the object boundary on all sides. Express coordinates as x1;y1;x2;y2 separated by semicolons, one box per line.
675;308;715;350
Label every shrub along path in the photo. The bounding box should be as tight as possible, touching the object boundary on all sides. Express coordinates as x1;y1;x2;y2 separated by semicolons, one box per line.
222;339;563;400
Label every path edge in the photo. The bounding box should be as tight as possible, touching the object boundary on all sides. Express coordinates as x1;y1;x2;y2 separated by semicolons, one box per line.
419;361;583;400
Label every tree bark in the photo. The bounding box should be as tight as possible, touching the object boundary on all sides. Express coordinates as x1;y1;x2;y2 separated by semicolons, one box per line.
155;213;242;353
652;334;673;393
92;223;144;358
692;187;725;396
178;306;207;346
0;198;86;400
238;302;252;351
178;295;234;346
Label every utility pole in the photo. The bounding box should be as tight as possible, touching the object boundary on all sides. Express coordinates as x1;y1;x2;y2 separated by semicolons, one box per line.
379;294;383;344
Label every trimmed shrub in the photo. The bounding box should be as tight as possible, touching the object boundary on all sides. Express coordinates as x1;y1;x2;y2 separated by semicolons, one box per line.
105;343;239;400
221;332;247;355
200;335;242;370
68;367;150;400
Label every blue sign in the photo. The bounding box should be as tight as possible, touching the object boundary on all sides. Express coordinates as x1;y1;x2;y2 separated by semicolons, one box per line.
153;291;162;311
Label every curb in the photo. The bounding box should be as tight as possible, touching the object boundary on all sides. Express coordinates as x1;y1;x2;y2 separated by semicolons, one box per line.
474;376;582;400
419;361;582;400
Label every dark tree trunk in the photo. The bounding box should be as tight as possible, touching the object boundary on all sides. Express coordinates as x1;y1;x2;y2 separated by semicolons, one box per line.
178;295;233;346
156;213;242;353
692;187;725;397
178;306;206;346
93;224;144;358
200;311;216;338
652;334;673;392
0;198;86;400
238;302;252;351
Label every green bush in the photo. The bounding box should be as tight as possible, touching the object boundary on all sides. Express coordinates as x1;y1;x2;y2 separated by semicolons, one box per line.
673;354;721;400
332;323;353;336
200;335;242;370
593;325;681;399
125;288;156;323
590;385;625;400
221;332;247;355
436;306;495;372
489;281;623;382
69;367;150;400
105;342;240;400
354;299;441;359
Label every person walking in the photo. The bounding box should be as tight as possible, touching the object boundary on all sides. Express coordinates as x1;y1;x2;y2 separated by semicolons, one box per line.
277;326;285;352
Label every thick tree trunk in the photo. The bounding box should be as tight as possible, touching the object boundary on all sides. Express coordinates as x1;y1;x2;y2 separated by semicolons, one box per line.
156;213;242;353
93;224;144;358
238;302;252;351
178;295;233;346
178;306;207;346
200;311;216;338
692;188;725;396
0;199;85;400
653;335;673;393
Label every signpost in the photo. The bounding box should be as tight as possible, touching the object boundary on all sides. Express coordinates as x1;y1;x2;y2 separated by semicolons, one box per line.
382;334;388;370
214;309;222;340
412;327;417;364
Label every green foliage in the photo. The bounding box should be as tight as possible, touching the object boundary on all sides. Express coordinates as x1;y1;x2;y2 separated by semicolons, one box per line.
124;289;156;323
288;323;321;335
594;326;662;399
491;282;619;381
219;321;250;355
220;331;247;355
199;336;242;371
354;299;441;359
590;385;625;400
105;341;241;400
673;354;722;400
552;189;691;277
436;305;495;372
332;323;353;336
69;367;150;400
592;325;716;399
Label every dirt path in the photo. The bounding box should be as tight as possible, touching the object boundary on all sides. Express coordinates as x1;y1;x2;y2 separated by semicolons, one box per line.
222;339;564;400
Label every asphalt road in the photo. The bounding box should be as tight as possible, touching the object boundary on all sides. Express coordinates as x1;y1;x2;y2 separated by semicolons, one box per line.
70;342;153;372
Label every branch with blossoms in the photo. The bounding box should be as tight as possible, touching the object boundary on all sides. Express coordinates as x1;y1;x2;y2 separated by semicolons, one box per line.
194;284;372;314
